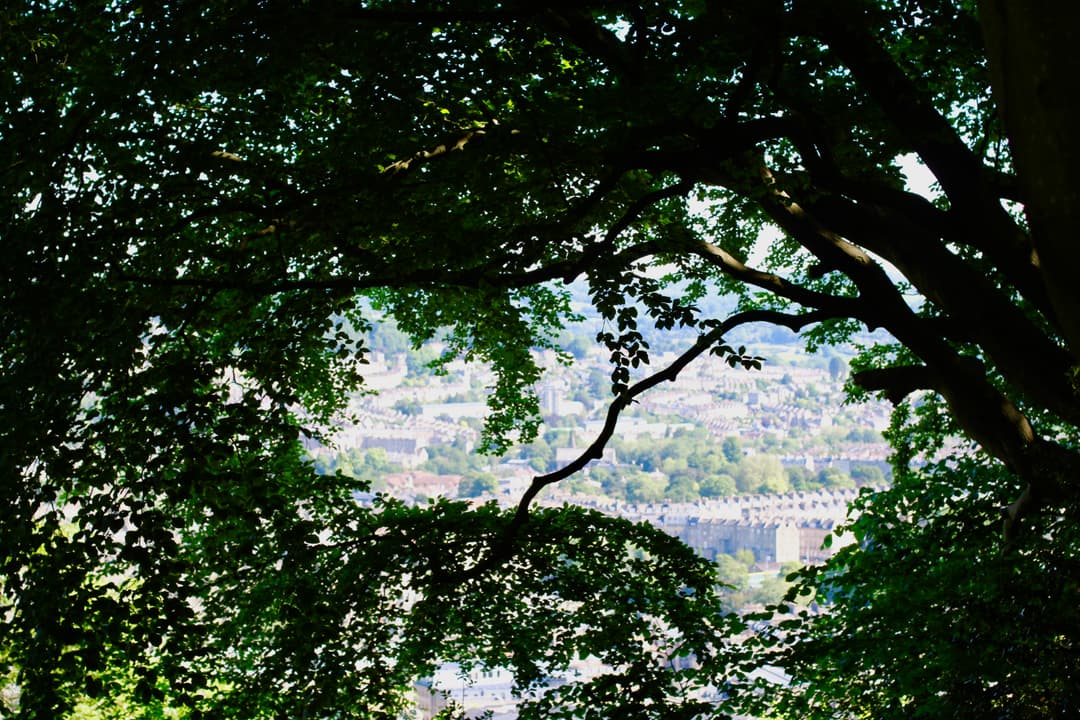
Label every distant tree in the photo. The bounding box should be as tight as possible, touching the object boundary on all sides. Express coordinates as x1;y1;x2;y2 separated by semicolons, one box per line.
760;433;782;452
458;472;499;499
748;575;792;607
367;320;413;356
738;455;790;494
565;335;592;361
405;345;441;378
659;456;690;476
828;356;848;381
699;474;738;498
542;428;566;445
593;467;627;501
422;445;485;476
715;554;750;591
570;387;592;408
817;466;856;490
758;471;792;495
845;427;880;443
721;436;744;464
715;554;752;612
625;474;668;504
521;438;554;474
780;561;802;578
850;464;887;485
815;427;849;452
633;446;664;474
324;447;403;481
665;474;700;502
336;449;360;478
561;475;594;496
786;465;823;492
587;466;615;486
457;416;485;432
585;368;610;402
360;448;399;476
687;449;729;476
392;398;423;416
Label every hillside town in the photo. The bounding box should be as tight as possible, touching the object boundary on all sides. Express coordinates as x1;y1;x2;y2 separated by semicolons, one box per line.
297;326;895;718
308;334;892;514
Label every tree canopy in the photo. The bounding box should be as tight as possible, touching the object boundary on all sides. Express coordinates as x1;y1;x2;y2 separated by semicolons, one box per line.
3;1;1078;718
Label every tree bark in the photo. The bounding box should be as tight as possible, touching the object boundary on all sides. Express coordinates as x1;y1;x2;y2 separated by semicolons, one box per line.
979;0;1080;362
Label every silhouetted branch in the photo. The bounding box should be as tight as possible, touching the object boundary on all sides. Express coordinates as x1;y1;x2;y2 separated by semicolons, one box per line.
852;365;939;405
693;238;863;318
434;307;837;586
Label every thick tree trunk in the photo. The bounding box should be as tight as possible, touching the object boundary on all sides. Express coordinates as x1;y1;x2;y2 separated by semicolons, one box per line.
979;0;1080;362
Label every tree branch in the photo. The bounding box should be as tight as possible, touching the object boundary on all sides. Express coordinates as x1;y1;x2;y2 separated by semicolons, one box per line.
803;191;1080;426
435;308;837;586
797;0;1047;322
474;178;695;282
117;235;667;299
852;365;940;405
797;0;982;207
1002;436;1080;549
121;176;697;298
729;159;1069;515
692;239;864;320
381;124;506;177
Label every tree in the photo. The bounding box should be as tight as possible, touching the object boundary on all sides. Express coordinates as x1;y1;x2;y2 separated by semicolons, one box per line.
392;397;423;416
699;473;737;498
424;440;500;478
785;465;821;492
564;334;593;361
715;554;750;589
664;473;700;502
404;345;442;379
779;454;1080;719
827;355;847;381
721;435;743;464
845;427;880;443
850;462;887;485
625;474;668;505
816;466;856;490
366;319;412;356
737;455;790;495
457;472;499;499
521;437;554;474
4;1;1080;718
735;549;757;568
978;0;1080;361
687;447;729;475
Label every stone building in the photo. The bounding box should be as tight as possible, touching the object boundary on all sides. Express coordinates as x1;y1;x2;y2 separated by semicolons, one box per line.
662;517;802;564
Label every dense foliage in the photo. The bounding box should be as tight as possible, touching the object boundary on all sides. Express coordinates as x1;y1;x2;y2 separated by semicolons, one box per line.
3;1;1078;717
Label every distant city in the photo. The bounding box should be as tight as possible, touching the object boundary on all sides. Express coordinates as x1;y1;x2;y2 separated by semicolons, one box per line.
305;316;894;560
297;317;894;718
